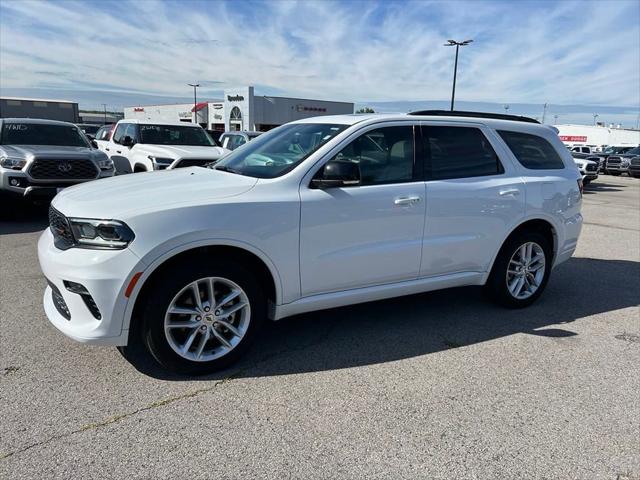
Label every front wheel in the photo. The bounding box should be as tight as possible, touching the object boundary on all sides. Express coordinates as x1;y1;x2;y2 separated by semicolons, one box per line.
140;259;266;374
485;231;552;308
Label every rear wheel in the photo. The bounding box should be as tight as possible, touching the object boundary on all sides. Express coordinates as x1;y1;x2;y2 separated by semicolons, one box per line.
140;259;266;374
485;231;552;308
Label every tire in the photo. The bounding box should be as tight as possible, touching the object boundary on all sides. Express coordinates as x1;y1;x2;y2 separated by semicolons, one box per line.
140;258;266;375
583;179;591;186
485;230;552;308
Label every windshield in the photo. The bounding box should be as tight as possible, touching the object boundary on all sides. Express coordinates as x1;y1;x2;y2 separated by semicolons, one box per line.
214;123;347;178
0;122;90;147
625;146;640;155
139;124;214;146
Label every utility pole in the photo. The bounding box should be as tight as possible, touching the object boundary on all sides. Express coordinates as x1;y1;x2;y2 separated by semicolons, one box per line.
541;103;548;124
188;83;200;124
444;39;473;111
593;113;599;126
102;104;107;124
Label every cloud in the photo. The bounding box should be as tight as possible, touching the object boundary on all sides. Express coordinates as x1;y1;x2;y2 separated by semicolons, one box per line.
0;0;638;108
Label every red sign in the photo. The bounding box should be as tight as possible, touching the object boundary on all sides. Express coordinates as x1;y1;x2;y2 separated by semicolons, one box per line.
134;107;144;112
559;135;587;142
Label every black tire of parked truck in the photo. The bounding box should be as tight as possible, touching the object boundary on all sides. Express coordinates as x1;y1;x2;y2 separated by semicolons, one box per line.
135;259;267;375
484;230;553;309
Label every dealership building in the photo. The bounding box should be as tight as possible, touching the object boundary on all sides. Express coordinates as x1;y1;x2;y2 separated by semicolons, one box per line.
555;124;640;147
124;86;354;132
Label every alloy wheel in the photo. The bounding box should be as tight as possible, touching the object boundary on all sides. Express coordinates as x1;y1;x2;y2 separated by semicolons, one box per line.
505;242;546;300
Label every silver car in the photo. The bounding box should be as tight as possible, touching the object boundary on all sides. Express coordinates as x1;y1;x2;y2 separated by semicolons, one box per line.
0;118;114;199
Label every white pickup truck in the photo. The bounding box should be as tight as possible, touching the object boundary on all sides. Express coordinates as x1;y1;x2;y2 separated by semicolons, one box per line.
104;120;227;174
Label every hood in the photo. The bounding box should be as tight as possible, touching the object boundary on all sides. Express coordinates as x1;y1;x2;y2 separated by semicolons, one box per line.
0;144;101;159
52;167;258;218
574;159;595;167
139;144;227;160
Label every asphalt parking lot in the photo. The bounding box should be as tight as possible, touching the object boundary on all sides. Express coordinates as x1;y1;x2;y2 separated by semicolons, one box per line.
1;176;638;480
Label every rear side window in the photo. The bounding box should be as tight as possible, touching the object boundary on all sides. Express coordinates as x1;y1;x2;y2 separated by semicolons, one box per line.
423;126;503;180
498;130;564;169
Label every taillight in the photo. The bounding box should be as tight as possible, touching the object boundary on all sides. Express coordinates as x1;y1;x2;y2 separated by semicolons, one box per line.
577;178;583;196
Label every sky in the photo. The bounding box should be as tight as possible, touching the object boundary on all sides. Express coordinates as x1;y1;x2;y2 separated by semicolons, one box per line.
1;0;639;126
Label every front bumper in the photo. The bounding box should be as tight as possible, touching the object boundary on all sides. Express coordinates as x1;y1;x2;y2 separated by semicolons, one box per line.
0;167;113;197
38;228;145;345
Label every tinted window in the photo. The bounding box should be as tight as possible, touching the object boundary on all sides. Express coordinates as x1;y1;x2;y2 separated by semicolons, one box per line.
423;126;503;180
333;126;415;185
139;124;213;146
222;134;246;150
0;123;89;147
498;130;564;169
112;123;128;144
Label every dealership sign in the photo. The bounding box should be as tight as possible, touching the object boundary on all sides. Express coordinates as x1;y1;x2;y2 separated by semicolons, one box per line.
134;107;144;112
227;95;244;102
559;135;587;142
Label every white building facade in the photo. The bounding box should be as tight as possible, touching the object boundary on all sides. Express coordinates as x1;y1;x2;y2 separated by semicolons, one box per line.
554;124;640;147
124;86;354;132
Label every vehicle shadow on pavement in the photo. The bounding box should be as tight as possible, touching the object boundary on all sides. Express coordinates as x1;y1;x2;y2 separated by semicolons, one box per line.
584;182;627;194
123;256;640;381
0;200;49;235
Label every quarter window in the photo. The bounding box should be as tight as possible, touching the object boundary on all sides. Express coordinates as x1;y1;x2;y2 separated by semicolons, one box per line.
498;130;565;169
423;126;503;180
333;126;415;185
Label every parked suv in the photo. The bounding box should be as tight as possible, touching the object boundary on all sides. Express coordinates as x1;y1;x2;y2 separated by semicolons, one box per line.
38;112;583;374
574;158;598;185
627;155;640;178
587;145;636;173
105;120;227;173
0;118;114;199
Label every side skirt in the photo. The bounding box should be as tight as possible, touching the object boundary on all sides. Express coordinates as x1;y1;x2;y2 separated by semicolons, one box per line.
272;271;485;320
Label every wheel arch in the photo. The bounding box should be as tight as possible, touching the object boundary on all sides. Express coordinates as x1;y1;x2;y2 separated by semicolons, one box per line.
123;242;282;337
486;217;558;279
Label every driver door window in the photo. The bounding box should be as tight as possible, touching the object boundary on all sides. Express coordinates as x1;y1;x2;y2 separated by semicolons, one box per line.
335;126;416;185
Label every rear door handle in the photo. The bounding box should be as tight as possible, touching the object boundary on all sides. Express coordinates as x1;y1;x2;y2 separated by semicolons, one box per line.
499;188;520;197
116;150;122;154
105;147;110;151
394;196;422;206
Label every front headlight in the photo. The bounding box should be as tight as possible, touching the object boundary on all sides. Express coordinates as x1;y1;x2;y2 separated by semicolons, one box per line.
621;159;630;166
68;218;135;249
97;158;114;171
0;156;27;170
148;156;174;169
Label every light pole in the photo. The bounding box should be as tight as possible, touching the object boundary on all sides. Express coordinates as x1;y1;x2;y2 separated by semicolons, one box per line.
102;104;107;125
444;39;473;111
188;83;200;124
542;103;548;124
553;114;559;124
503;104;510;114
593;113;599;126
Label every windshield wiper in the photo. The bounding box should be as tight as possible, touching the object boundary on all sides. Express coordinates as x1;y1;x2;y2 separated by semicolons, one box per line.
214;165;244;175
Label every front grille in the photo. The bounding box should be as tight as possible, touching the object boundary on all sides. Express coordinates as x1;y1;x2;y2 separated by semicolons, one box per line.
607;157;622;165
175;158;213;168
586;163;598;172
48;281;71;320
630;158;640;167
49;206;75;250
30;158;98;180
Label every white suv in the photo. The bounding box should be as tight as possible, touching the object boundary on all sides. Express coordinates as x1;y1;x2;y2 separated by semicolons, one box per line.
105;120;227;173
38;112;583;374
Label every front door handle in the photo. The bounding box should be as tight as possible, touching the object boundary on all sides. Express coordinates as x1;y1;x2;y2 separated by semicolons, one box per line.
499;188;520;197
116;150;122;154
394;196;422;206
105;147;110;151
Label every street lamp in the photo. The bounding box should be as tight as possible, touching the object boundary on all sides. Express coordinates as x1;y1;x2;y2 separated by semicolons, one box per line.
188;83;200;124
444;39;473;111
593;113;599;126
102;104;107;125
503;104;510;114
553;114;559;124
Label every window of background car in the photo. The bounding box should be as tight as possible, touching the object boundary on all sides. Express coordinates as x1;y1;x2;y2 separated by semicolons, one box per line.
0;123;89;147
498;130;565;169
222;134;246;150
124;123;138;142
112;123;128;144
139;125;213;146
332;126;415;185
215;123;347;178
423;126;503;180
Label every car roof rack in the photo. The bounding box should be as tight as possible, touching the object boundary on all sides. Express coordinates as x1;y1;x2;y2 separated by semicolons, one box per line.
407;110;540;124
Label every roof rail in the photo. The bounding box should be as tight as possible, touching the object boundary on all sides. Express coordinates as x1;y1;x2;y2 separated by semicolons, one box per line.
407;110;540;124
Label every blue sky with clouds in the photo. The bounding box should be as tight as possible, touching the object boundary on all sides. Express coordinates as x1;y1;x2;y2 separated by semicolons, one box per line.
1;0;639;124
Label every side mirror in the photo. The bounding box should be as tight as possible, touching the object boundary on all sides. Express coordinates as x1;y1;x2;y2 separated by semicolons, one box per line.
122;135;134;147
90;139;98;149
311;158;361;189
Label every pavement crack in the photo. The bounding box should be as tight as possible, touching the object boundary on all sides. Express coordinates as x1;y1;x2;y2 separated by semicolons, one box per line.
0;373;238;461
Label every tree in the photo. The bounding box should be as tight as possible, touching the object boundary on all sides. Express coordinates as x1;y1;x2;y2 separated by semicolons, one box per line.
356;107;375;113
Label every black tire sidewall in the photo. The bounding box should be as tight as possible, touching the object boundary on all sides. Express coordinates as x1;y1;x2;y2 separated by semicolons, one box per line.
486;231;553;308
141;259;266;374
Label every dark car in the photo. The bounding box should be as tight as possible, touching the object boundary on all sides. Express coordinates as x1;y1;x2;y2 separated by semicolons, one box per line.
628;156;640;178
588;145;637;173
